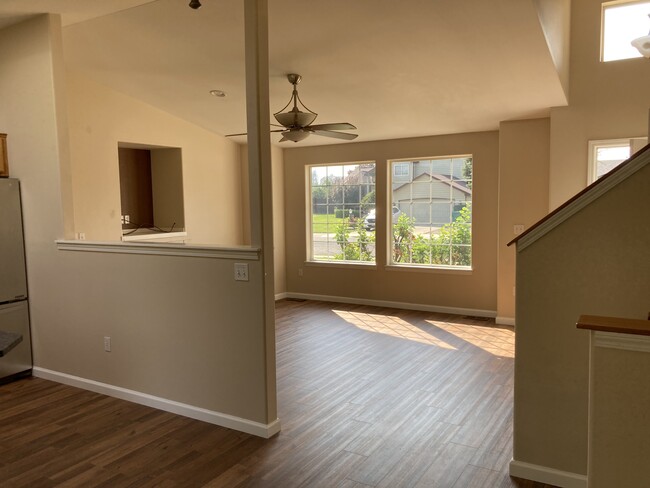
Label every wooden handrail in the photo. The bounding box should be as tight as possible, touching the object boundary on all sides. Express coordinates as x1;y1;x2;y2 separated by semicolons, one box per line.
577;315;650;336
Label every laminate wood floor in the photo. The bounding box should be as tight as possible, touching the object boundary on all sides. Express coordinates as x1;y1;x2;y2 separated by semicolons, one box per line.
0;299;557;487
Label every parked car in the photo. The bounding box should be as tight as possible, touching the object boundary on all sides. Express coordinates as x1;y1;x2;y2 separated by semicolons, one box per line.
364;206;401;231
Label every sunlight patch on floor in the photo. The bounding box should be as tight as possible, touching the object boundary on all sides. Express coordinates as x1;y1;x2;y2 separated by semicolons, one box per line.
427;320;515;358
334;310;456;349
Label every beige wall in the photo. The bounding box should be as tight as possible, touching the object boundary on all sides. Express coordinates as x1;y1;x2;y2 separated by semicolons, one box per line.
283;132;499;313
43;250;271;423
532;0;571;99
0;14;276;429
151;148;185;229
514;162;650;477
497;118;550;321
66;72;243;245
588;344;650;488
548;0;650;209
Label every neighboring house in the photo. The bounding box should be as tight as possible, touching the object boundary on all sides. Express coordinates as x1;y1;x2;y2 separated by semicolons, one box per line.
392;172;471;225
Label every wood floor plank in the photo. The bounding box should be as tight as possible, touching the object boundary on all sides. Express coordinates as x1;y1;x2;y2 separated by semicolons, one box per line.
0;299;558;487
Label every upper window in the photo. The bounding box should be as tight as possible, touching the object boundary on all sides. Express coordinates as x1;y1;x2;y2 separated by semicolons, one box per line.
309;162;376;263
588;137;648;182
602;1;650;61
393;163;409;177
390;156;472;269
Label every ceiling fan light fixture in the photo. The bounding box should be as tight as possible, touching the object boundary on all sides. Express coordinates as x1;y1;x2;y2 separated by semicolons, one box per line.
631;14;650;58
632;35;650;57
281;130;310;143
226;73;358;143
274;110;317;128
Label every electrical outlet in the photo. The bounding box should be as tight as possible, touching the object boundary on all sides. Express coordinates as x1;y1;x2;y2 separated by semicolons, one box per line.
77;232;86;240
298;268;303;277
234;263;249;281
513;224;525;235
103;336;111;352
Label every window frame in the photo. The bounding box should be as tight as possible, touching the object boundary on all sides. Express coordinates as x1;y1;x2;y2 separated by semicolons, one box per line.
387;154;473;271
587;137;647;183
601;0;650;62
306;160;377;265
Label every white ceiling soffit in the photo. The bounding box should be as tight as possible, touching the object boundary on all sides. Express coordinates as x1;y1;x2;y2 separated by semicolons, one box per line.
0;1;157;29
16;0;569;146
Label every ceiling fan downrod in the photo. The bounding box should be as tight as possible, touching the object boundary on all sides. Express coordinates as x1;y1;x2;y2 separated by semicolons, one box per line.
274;73;317;129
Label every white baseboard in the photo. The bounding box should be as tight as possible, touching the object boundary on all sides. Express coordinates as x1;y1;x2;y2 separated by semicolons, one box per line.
509;460;587;488
285;292;496;318
275;292;288;301
33;367;281;439
496;316;516;326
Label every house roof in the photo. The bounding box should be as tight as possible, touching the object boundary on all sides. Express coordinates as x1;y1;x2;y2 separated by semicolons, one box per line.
508;144;650;247
0;0;568;146
393;172;471;195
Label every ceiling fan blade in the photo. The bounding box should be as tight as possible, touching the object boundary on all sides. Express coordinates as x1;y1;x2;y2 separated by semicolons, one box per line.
308;122;357;131
312;130;358;140
226;128;286;137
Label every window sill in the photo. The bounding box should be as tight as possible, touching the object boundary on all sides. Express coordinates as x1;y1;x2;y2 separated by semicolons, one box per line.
385;264;473;275
305;260;377;271
121;230;187;242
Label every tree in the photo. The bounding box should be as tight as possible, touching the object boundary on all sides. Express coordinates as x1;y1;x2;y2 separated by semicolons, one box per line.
334;218;374;262
392;214;415;263
360;190;375;216
391;203;471;266
462;158;473;189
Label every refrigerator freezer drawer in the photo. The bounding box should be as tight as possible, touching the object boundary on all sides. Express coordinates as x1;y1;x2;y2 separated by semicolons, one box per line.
0;300;32;380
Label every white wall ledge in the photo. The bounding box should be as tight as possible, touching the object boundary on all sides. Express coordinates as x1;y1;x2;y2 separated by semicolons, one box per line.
56;239;261;260
121;231;188;242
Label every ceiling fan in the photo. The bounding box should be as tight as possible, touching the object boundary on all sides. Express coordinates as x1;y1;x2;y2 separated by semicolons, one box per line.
227;73;358;143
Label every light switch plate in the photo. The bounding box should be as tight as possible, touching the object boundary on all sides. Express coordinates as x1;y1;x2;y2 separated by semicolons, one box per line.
234;263;249;281
513;224;525;235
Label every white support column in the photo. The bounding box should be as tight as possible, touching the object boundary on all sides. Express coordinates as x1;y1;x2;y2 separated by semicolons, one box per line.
243;0;278;428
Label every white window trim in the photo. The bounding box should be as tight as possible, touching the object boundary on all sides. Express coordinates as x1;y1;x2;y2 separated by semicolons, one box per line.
601;0;650;62
393;163;409;177
587;137;647;184
307;161;376;264
388;155;473;271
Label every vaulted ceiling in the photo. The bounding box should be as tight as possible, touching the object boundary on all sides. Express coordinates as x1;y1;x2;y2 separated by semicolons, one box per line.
0;0;568;146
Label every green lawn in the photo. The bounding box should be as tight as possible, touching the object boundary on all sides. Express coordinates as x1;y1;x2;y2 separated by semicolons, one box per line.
311;213;345;233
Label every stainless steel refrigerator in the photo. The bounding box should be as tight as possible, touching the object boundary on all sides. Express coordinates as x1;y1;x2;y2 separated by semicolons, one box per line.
0;178;32;382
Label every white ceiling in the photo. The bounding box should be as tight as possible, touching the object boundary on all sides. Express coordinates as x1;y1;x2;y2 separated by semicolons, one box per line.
0;0;568;146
